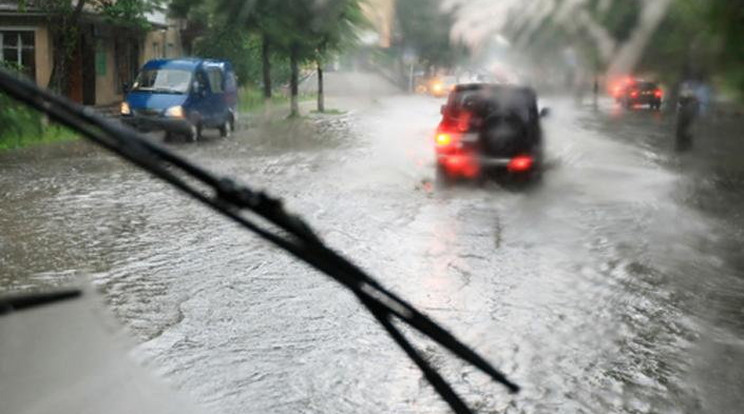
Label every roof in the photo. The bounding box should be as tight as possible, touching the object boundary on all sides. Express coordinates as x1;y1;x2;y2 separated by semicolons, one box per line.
0;1;168;27
142;58;232;71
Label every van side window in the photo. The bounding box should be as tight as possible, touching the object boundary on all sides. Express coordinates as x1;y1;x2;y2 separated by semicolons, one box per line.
206;68;224;93
225;72;237;92
195;71;209;92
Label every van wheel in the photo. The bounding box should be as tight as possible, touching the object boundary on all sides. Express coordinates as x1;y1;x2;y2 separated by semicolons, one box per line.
186;124;201;142
219;119;231;138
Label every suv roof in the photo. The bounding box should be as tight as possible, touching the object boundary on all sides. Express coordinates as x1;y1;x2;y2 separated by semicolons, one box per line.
445;83;538;121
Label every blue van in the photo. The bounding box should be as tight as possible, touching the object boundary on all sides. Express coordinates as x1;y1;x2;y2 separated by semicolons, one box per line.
121;58;238;141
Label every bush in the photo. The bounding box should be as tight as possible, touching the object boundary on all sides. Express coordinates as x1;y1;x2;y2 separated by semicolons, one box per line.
0;62;44;145
0;62;77;150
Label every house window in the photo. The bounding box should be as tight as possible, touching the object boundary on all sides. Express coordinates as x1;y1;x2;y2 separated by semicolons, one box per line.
0;30;35;80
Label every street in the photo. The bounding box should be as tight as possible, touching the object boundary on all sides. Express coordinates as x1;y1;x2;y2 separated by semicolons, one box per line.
1;73;743;413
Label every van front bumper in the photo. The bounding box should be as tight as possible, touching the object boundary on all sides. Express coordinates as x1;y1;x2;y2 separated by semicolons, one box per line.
121;115;192;134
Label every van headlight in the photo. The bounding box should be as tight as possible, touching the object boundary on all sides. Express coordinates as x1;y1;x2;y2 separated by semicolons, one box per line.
165;106;185;118
120;102;131;115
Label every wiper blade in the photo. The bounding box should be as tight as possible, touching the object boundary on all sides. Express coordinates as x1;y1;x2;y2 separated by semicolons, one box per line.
0;288;82;314
0;68;520;413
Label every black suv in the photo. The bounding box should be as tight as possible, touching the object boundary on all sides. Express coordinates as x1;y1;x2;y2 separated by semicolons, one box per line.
434;84;546;183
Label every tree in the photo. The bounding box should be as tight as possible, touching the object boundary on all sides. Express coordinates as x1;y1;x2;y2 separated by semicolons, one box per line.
216;0;289;101
42;0;90;95
303;0;366;112
203;0;366;115
707;0;744;99
395;0;467;74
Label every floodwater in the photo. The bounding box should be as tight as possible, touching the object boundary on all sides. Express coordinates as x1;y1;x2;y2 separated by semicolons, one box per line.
1;76;743;413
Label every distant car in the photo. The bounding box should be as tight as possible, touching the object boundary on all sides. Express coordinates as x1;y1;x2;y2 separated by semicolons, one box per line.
429;76;458;98
121;58;238;142
619;80;663;110
610;77;637;101
434;84;547;184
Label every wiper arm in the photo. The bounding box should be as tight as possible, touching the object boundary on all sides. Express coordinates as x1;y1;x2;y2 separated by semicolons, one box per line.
0;69;520;413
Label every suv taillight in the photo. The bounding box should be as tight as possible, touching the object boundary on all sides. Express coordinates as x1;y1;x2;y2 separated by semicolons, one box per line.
436;133;453;146
507;155;534;172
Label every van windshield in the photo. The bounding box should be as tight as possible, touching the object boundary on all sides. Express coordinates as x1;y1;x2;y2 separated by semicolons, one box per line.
132;69;192;94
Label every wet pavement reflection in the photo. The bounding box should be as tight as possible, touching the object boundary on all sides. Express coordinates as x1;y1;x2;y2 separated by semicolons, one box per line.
1;91;743;413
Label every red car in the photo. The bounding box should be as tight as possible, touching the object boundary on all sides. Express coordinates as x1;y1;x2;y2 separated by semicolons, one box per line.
614;79;663;110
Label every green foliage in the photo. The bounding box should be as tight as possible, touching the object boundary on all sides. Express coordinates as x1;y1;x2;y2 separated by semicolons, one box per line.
99;0;154;30
394;0;467;69
595;0;641;43
0;62;42;141
236;85;314;113
708;0;744;98
0;124;77;151
193;26;291;87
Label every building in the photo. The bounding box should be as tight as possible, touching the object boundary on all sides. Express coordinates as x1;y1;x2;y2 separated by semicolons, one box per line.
361;0;395;48
0;1;183;106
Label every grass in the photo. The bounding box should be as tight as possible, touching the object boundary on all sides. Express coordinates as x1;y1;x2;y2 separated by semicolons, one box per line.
310;109;346;115
0;86;320;151
0;124;78;151
238;86;318;114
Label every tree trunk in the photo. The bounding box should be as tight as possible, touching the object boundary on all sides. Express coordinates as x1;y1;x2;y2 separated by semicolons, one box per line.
317;60;324;113
289;43;299;118
47;0;87;96
47;36;71;95
261;33;272;101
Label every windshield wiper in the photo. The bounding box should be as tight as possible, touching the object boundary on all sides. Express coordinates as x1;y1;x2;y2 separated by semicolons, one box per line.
0;288;82;314
0;68;519;413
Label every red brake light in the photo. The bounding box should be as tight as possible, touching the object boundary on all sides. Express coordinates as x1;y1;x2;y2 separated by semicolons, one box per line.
631;91;639;97
507;155;533;172
435;133;452;146
654;89;662;98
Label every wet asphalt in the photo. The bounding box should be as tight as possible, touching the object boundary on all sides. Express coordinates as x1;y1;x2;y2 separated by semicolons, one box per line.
1;83;743;413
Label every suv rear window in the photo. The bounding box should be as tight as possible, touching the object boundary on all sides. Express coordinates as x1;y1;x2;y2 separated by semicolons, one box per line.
447;88;534;121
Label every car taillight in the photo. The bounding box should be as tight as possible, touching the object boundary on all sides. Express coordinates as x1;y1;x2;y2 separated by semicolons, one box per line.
631;91;639;97
507;155;534;173
654;89;662;98
435;133;453;146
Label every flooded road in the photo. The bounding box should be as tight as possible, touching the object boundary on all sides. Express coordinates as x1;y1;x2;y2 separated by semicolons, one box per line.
1;85;743;413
